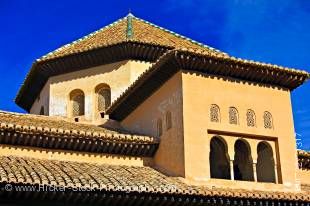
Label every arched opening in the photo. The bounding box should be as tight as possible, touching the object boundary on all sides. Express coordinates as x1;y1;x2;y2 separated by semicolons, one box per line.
246;109;256;127
95;84;111;112
210;136;231;179
264;111;273;129
70;89;85;117
257;142;276;183
157;118;163;137
165;111;172;130
210;104;220;122
229;107;238;125
233;139;254;181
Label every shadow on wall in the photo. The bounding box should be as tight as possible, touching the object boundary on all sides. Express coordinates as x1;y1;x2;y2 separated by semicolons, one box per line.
98;119;129;133
183;70;289;92
99;119;150;136
50;61;128;85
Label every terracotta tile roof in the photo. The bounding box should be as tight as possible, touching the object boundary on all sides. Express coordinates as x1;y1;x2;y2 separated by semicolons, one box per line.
39;14;227;62
298;150;310;157
0;155;308;204
298;150;310;170
0;111;159;156
107;50;309;120
37;13;308;79
16;14;309;112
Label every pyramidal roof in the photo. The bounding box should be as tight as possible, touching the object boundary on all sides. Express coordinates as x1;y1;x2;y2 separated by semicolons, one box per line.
39;13;228;61
16;13;309;112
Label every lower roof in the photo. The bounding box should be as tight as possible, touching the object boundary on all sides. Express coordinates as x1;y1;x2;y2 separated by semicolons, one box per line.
0;111;158;157
298;150;310;170
0;155;309;205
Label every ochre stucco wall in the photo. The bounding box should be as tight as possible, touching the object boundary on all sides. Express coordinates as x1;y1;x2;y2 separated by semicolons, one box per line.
121;72;185;176
181;71;298;190
121;70;299;192
298;169;310;185
29;59;302;192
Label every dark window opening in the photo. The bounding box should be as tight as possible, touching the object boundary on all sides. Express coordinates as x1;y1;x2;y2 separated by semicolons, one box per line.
210;136;231;179
257;142;276;183
233;140;254;181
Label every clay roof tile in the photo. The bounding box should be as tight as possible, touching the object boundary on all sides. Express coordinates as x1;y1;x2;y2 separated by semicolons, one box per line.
0;111;159;156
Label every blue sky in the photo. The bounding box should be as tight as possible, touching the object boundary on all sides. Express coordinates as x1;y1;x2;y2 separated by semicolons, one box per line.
0;0;309;149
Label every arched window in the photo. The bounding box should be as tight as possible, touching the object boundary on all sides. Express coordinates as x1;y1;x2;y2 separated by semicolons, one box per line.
210;104;220;122
229;107;238;125
40;106;44;115
233;139;254;181
95;84;111;111
157;118;163;137
264;111;273;129
246;109;256;127
257;142;276;183
166;111;172;130
210;136;231;179
70;89;85;117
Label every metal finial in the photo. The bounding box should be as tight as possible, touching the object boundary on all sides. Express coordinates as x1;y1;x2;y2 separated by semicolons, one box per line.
127;8;134;17
126;11;133;39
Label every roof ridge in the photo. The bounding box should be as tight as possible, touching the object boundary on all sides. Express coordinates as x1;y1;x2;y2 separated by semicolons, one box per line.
298;149;310;155
132;16;228;55
39;15;128;61
0;110;72;121
126;13;134;39
0;110;113;133
0;110;112;131
37;14;230;62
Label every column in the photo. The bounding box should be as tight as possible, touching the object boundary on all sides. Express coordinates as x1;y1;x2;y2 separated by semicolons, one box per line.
230;160;234;180
249;140;258;182
227;138;235;181
252;161;257;182
274;164;279;184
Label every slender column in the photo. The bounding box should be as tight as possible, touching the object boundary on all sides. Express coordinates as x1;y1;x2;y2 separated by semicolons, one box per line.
248;140;258;182
230;160;234;180
274;164;279;184
226;137;235;181
252;162;257;182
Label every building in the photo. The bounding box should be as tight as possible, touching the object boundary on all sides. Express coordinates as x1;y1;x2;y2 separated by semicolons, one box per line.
0;13;310;205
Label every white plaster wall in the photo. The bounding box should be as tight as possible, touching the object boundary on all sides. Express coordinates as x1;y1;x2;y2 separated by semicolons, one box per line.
30;60;151;123
30;80;50;115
